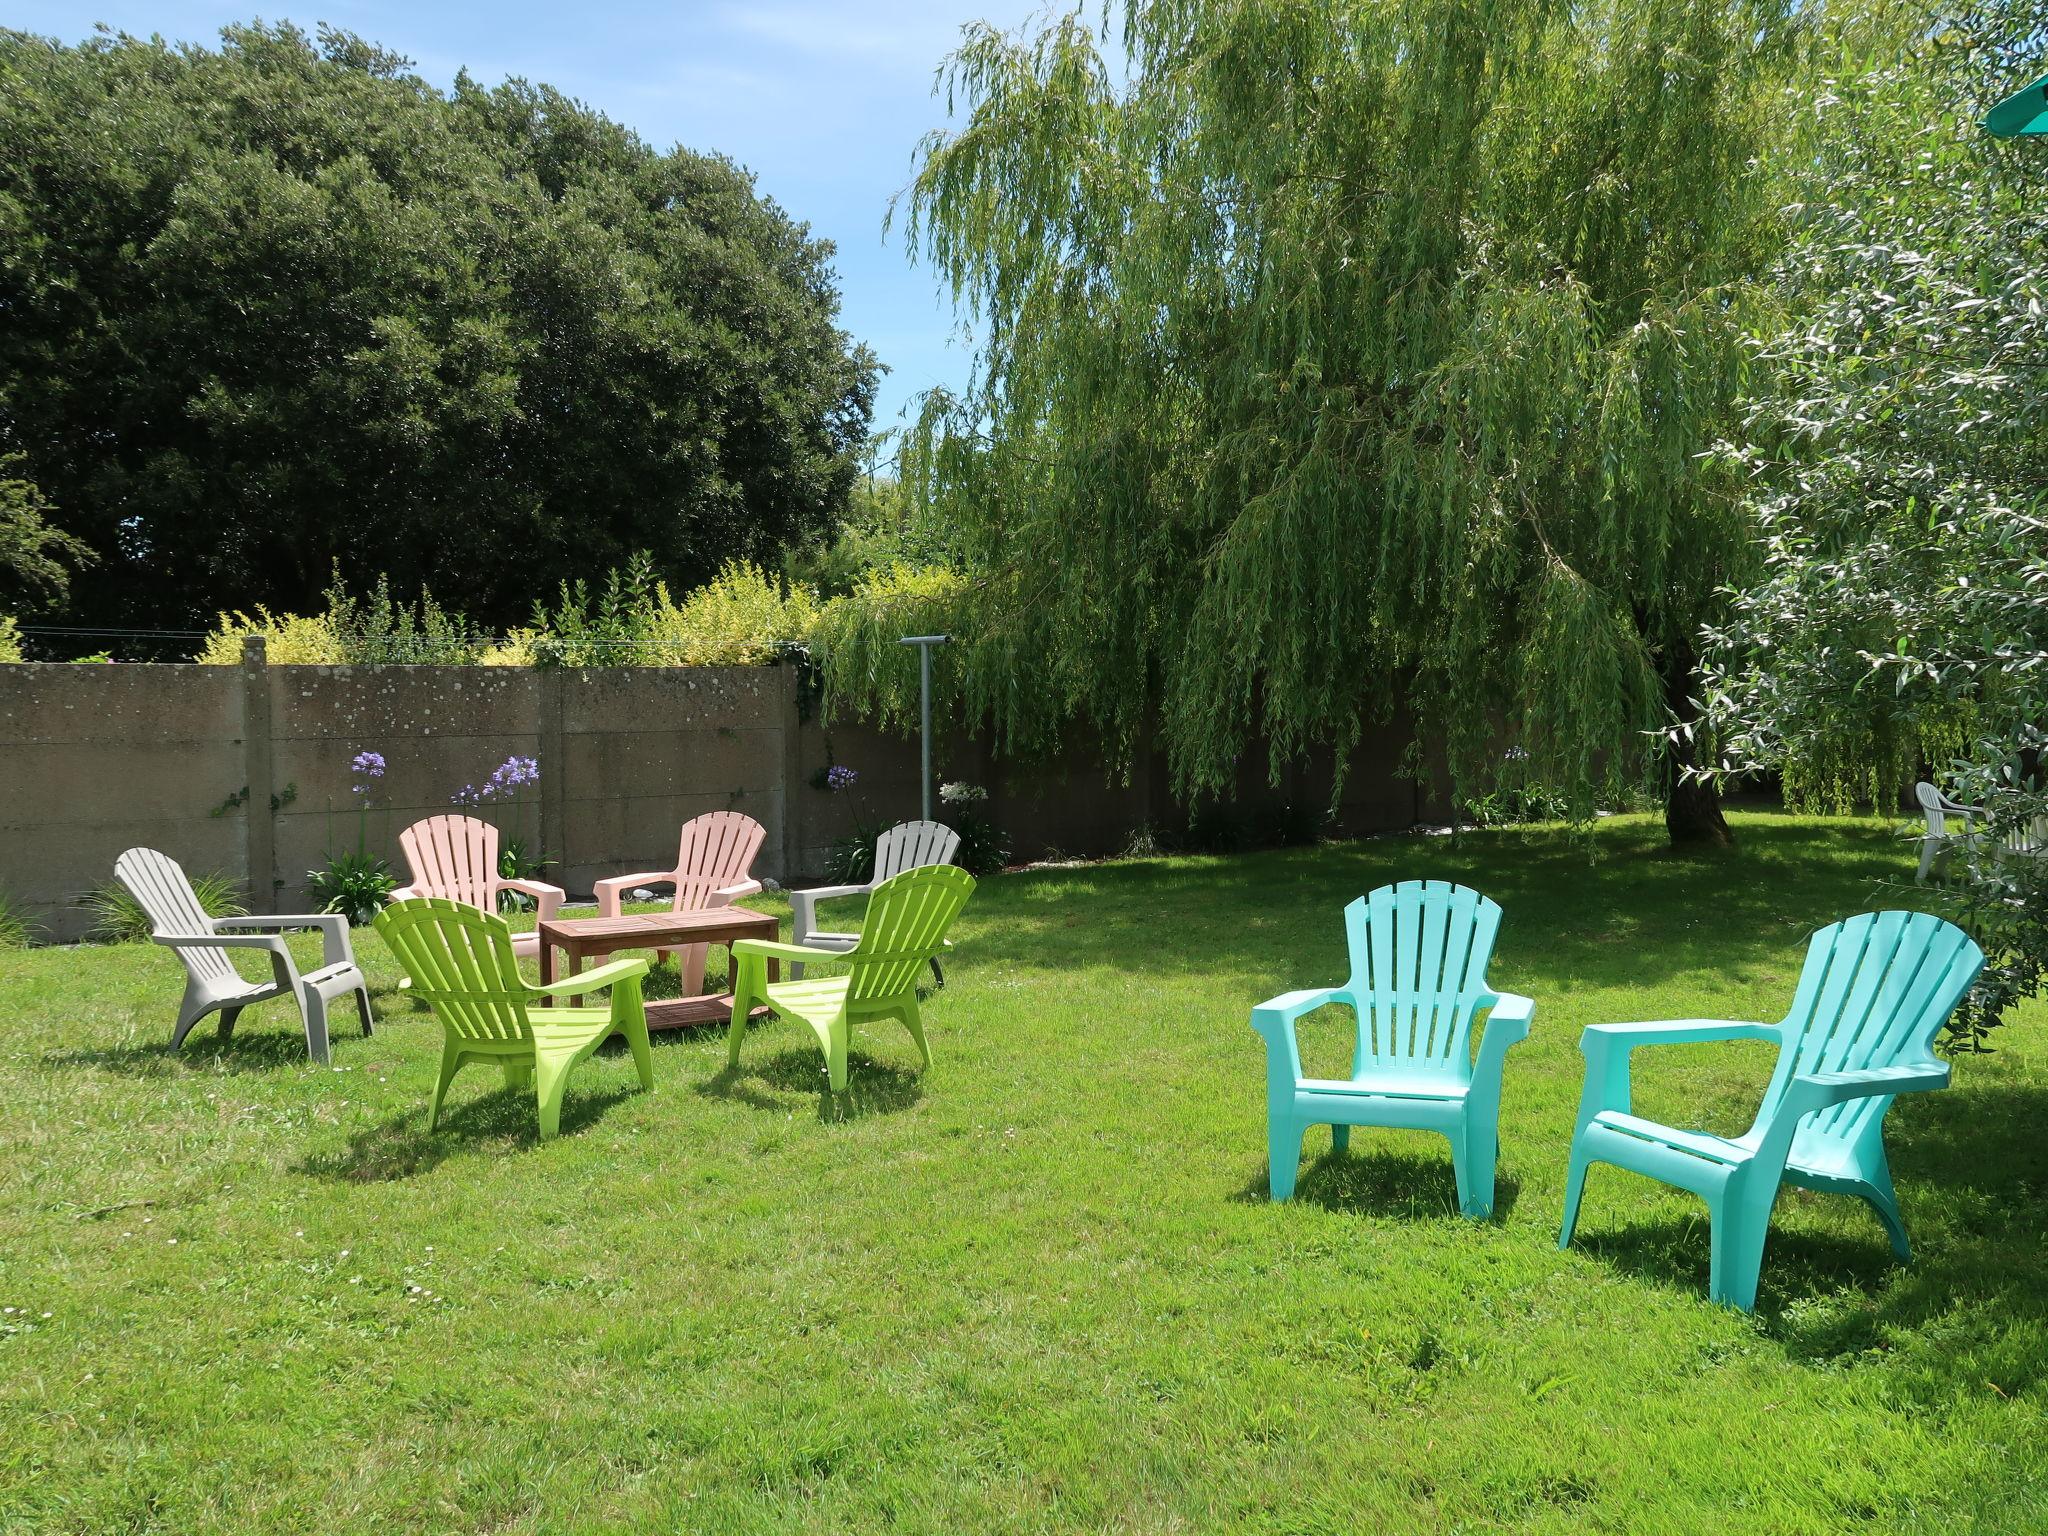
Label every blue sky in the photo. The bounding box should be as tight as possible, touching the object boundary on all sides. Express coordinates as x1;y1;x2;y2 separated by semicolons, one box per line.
12;1;1069;438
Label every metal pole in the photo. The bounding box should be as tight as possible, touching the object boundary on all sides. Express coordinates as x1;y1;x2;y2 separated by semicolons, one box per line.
898;635;950;822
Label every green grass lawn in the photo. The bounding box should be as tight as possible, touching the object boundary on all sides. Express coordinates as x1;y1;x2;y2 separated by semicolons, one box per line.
2;811;2044;1533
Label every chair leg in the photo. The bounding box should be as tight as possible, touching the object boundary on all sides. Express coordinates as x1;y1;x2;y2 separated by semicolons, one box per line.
1267;1113;1304;1201
928;955;945;988
1858;1160;1913;1262
354;986;374;1038
173;984;216;1050
827;1019;849;1093
1708;1205;1770;1312
1558;1145;1593;1249
727;953;764;1069
535;1057;571;1139
1453;1119;1497;1220
624;1014;654;1093
428;1043;464;1131
1330;1123;1350;1154
679;942;709;998
898;998;932;1070
301;990;332;1067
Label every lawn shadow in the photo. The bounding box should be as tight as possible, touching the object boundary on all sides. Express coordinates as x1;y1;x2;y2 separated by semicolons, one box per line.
975;815;1912;994
1562;1079;2048;1382
295;1082;644;1182
698;1047;925;1123
43;1026;338;1077
1233;1142;1522;1222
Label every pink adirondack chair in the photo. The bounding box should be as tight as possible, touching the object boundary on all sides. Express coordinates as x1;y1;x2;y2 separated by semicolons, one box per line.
393;815;565;966
594;811;767;993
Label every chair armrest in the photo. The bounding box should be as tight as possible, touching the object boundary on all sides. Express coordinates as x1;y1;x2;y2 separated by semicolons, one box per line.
1481;991;1534;1037
387;885;419;903
528;956;649;998
1251;986;1348;1026
500;877;565;922
214;912;355;968
155;931;297;990
1580;1019;1779;1052
1784;1062;1950;1113
1573;1019;1780;1125
594;872;672;918
1249;987;1350;1087
714;879;763;902
733;937;846;964
791;884;867;929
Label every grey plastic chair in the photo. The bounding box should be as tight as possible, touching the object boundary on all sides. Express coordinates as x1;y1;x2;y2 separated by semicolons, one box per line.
115;848;373;1064
791;820;961;983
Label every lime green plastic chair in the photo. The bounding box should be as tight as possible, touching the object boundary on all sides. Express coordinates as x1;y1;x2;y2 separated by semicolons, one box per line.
1559;910;1985;1310
375;897;654;1139
726;864;976;1091
1250;880;1533;1217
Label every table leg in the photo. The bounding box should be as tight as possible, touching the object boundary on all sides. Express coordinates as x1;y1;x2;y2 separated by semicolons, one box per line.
540;933;555;985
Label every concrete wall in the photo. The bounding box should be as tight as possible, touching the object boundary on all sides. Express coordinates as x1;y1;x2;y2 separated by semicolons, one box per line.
0;647;1440;942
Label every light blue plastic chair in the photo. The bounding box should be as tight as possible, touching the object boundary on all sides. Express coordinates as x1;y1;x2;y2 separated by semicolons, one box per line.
1559;910;1985;1310
1250;881;1533;1218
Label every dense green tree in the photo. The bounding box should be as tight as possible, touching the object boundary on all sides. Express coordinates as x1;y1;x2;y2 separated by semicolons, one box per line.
1702;0;2048;1040
0;453;90;617
838;0;1801;839
0;22;876;632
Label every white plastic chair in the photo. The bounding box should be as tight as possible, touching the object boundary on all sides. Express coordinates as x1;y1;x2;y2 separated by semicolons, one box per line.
1915;780;2048;881
791;820;961;982
115;847;372;1064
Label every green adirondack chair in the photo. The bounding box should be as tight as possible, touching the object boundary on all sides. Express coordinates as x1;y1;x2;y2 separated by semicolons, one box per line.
1559;909;1985;1310
375;897;654;1139
726;864;976;1091
1250;880;1534;1218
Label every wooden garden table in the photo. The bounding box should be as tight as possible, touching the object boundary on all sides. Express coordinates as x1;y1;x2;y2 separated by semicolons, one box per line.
537;909;779;1032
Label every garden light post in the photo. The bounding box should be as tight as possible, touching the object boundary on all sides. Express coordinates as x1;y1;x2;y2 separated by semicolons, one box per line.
898;634;949;821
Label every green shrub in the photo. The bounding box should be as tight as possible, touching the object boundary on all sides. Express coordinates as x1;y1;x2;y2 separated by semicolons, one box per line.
0;886;34;948
307;850;396;926
86;871;245;942
0;614;22;664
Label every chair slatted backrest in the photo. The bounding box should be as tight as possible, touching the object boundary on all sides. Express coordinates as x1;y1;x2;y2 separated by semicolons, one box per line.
374;898;532;1042
400;816;501;912
1758;911;1984;1147
873;821;961;884
669;812;767;911
115;847;239;985
846;865;976;1001
1340;880;1503;1075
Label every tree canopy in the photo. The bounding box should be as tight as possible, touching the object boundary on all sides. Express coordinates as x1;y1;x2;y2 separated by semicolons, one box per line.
0;22;877;632
1702;0;2048;1040
833;0;1803;838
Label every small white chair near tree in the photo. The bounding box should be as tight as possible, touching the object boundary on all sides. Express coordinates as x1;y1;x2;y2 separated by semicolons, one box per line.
393;814;566;968
593;810;767;994
115;847;372;1064
1915;780;2048;881
791;820;961;982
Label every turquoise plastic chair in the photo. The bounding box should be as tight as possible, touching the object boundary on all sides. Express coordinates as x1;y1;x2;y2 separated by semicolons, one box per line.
1559;910;1984;1310
1250;881;1533;1217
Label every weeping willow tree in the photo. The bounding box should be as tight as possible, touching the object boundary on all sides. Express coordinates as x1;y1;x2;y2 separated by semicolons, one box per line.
824;0;1805;840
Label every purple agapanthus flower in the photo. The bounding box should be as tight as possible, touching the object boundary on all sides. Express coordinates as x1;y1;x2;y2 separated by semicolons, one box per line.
826;764;859;792
350;750;387;796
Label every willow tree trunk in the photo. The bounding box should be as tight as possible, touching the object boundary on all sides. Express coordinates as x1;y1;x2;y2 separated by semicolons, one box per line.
1662;639;1733;846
